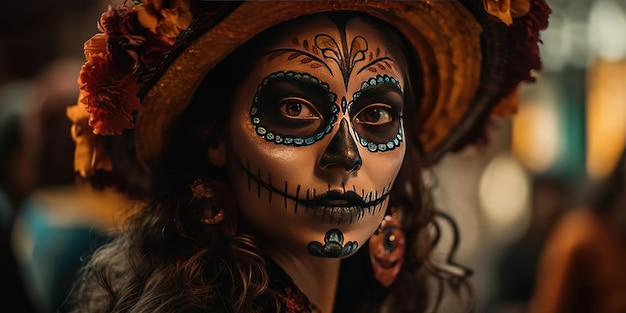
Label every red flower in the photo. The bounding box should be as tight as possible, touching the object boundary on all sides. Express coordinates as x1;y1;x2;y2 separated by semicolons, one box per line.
74;2;187;136
462;0;551;151
66;104;113;177
509;0;552;85
78;54;141;135
98;5;171;71
136;0;193;45
117;9;172;66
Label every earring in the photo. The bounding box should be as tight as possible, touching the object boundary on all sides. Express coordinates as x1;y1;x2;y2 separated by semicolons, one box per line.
369;210;405;287
190;178;226;225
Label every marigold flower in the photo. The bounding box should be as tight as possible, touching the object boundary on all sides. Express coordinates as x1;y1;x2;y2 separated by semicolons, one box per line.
78;55;141;135
74;1;186;138
83;33;107;62
509;0;551;83
97;5;119;34
490;0;551;123
66;104;113;177
118;10;172;66
135;0;192;44
483;0;531;26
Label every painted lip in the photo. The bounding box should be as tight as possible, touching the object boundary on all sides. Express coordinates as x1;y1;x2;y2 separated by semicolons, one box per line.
303;190;366;207
304;204;365;224
298;190;389;224
303;191;366;224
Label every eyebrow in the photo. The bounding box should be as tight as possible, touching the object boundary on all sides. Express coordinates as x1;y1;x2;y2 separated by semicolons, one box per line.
257;73;338;113
266;75;332;100
354;81;404;106
264;47;334;76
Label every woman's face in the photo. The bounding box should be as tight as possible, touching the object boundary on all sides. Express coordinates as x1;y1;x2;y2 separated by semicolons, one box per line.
225;14;407;258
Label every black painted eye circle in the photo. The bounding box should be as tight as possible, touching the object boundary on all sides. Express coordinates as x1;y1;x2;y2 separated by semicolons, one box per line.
349;75;404;152
250;72;338;145
352;103;400;145
355;105;393;126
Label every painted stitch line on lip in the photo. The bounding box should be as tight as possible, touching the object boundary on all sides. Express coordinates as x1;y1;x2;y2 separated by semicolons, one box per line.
239;158;391;223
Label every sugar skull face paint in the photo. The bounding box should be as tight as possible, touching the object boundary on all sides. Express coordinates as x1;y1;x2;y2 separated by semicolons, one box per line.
251;72;404;151
224;14;407;258
251;71;339;146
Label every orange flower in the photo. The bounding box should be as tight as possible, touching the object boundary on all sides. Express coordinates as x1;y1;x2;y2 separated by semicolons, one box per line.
78;55;141;135
68;1;195;176
74;2;189;138
83;33;107;62
135;0;192;45
66;104;113;178
483;0;531;26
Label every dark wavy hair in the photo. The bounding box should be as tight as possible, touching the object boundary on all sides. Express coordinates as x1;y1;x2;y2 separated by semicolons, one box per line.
65;11;472;313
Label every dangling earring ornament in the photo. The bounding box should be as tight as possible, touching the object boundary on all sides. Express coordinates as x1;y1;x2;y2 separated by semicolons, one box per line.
201;208;224;225
369;210;406;287
190;178;226;225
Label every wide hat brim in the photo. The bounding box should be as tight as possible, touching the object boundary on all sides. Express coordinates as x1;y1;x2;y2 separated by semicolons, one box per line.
134;0;521;170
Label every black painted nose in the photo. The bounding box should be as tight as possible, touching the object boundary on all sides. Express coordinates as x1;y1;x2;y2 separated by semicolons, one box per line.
319;119;362;172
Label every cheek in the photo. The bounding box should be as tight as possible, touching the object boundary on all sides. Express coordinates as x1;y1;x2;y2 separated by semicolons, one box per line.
227;77;315;166
359;143;406;187
229;111;319;175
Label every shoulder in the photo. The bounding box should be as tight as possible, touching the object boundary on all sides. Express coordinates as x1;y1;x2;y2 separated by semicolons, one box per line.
542;209;604;263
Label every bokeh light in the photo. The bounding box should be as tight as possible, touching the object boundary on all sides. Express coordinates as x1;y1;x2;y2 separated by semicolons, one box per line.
478;153;531;240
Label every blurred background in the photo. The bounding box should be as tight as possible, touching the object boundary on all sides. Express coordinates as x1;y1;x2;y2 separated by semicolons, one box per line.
1;0;626;312
431;0;626;312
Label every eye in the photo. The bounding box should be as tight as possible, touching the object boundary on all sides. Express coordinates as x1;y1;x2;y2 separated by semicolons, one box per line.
354;104;393;126
279;97;321;120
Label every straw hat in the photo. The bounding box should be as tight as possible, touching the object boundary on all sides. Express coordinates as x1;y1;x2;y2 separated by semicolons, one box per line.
66;0;550;178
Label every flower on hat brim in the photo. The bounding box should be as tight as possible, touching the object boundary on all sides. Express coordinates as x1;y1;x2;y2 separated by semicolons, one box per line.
136;0;193;45
476;0;550;149
483;0;531;26
66;104;113;177
68;0;551;178
68;0;192;177
74;0;191;137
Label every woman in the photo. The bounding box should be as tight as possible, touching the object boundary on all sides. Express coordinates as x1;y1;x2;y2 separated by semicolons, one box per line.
65;1;550;312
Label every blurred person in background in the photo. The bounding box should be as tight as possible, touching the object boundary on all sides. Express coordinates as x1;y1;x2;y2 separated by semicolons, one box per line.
487;174;570;313
529;146;626;313
10;58;130;313
0;82;38;215
0;82;37;313
0;0;130;313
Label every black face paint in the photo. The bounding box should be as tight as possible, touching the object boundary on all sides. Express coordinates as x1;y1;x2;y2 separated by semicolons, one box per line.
314;33;367;89
319;119;362;172
307;228;358;257
251;71;339;146
238;158;391;224
349;74;404;152
265;37;333;74
355;47;395;75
